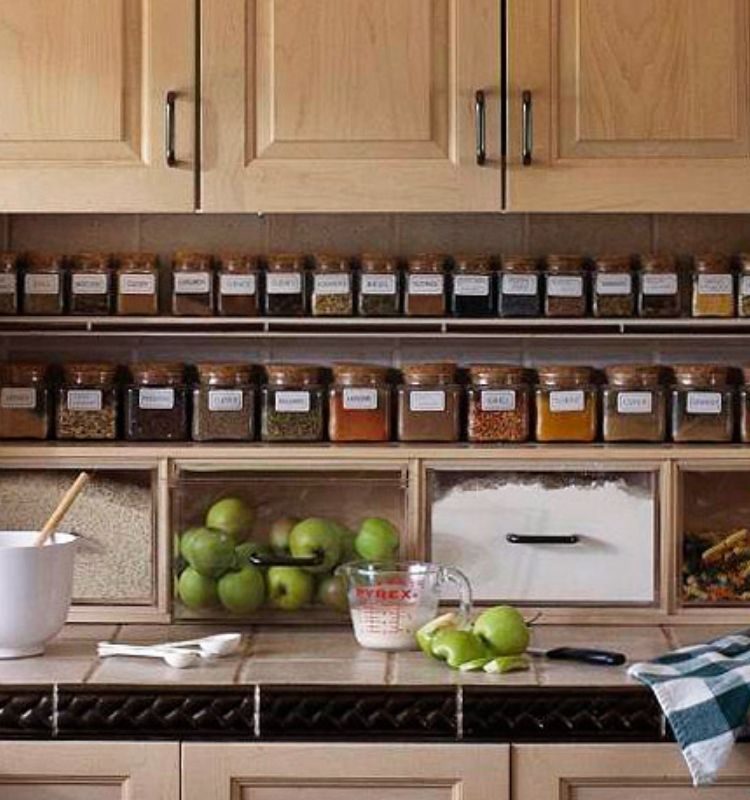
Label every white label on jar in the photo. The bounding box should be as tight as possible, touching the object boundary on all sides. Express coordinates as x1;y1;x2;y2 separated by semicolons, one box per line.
480;390;516;412
25;274;59;295
547;276;583;297
361;274;396;295
549;390;585;412
0;274;15;294
275;391;311;412
208;389;243;412
72;273;108;295
343;388;378;410
409;390;446;412
67;389;102;411
139;388;174;410
267;273;302;294
174;272;210;294
119;274;156;295
617;391;653;414
596;274;632;295
741;276;750;297
642;274;678;295
454;275;490;296
219;274;256;296
502;274;538;296
408;275;444;295
314;274;350;295
697;274;733;295
0;388;36;409
687;391;722;414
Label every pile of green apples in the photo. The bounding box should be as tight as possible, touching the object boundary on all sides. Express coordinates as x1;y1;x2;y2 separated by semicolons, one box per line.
417;605;531;673
175;496;400;615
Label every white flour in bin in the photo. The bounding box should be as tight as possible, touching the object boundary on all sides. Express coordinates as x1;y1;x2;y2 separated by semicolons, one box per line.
350;604;434;650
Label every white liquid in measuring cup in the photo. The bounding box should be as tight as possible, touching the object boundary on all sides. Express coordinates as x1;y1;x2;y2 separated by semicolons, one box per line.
350;604;435;651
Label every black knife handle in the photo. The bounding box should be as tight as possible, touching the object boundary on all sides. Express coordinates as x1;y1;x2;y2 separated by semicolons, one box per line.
545;647;626;667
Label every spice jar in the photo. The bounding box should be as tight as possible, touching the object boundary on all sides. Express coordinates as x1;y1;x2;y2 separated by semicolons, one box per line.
638;254;682;318
311;255;353;317
738;368;750;442
116;253;159;316
535;366;597;442
171;253;214;316
593;256;635;318
466;365;530;443
261;365;325;442
404;255;447;317
192;363;255;442
544;256;587;317
498;256;541;318
397;363;461;442
357;254;401;316
329;364;391;442
602;365;666;442
56;363;118;440
738;255;750;318
124;363;188;441
0;363;50;440
692;254;734;318
68;253;113;315
217;254;259;317
671;365;734;443
0;254;19;315
450;255;494;318
264;254;307;317
23;254;65;315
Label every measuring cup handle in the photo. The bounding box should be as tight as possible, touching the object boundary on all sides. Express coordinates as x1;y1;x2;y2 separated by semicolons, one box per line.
439;566;473;623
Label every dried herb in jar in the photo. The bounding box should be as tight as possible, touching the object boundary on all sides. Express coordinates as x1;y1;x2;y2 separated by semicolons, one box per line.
328;363;391;442
592;255;634;318
116;253;159;316
0;254;19;315
535;366;598;442
264;254;307;317
692;254;735;318
23;253;65;315
450;255;494;318
404;255;447;317
397;363;461;442
261;364;324;442
357;254;401;316
602;365;666;443
311;254;353;316
192;363;255;442
544;256;587;317
466;365;530;443
172;253;214;316
125;363;188;441
56;363;118;440
0;362;51;440
69;253;113;315
498;256;541;317
671;364;734;443
638;254;681;318
217;254;259;317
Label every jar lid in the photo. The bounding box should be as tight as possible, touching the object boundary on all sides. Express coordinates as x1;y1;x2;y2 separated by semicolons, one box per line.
360;254;399;273
130;362;185;385
331;363;390;385
196;362;252;385
605;364;662;388
117;253;158;272
25;253;64;272
407;254;445;274
217;254;258;274
672;364;730;386
0;362;47;384
501;255;538;273
0;254;18;273
546;255;585;273
640;254;677;272
267;253;305;273
173;252;212;272
71;253;111;272
536;365;594;387
265;363;322;385
594;255;632;273
453;254;492;274
468;364;527;386
313;254;350;273
401;362;456;385
694;253;730;273
63;362;117;386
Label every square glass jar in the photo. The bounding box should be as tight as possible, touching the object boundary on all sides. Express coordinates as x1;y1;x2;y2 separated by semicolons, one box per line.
56;363;119;441
264;254;307;317
466;365;530;443
216;254;260;317
311;254;353;317
543;255;588;317
691;254;735;318
497;256;541;317
69;253;113;315
191;363;255;442
0;254;19;315
116;253;160;315
124;363;188;441
671;364;734;443
637;254;682;318
171;253;214;316
328;363;391;442
357;254;401;316
22;253;65;315
404;255;447;317
535;366;598;442
450;254;494;318
0;362;51;440
261;364;325;442
397;363;461;442
602;365;666;442
592;255;635;318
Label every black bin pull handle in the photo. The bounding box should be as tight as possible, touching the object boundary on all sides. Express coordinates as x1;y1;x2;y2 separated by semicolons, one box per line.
506;534;580;545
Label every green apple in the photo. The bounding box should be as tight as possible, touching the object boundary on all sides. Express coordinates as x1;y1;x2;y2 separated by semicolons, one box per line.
179;526;205;562
269;516;299;555
354;517;399;561
289;518;341;574
430;629;489;669
267;566;315;611
483;655;531;674
217;566;266;614
187;528;237;578
416;612;461;656
205;497;255;540
331;521;357;564
316;575;349;613
178;567;219;610
234;540;273;568
458;657;493;672
473;606;530;656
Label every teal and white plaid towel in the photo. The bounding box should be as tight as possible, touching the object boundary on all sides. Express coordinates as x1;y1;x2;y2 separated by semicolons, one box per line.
629;630;750;786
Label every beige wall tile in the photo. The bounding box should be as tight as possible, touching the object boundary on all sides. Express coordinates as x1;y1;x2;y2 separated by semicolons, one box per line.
10;214;138;252
268;214;397;254
240;658;387;685
395;213;524;255
250;628;385;661
527;214;652;256
654;214;750;254
87;652;242;685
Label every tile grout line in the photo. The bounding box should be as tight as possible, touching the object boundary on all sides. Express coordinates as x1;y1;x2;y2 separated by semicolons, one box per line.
253;684;261;738
455;685;463;740
52;683;59;738
384;652;396;685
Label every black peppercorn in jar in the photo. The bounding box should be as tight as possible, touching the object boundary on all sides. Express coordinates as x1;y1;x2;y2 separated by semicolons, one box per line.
192;363;255;442
602;365;666;443
692;254;734;318
124;363;188;441
592;255;635;318
264;254;307;317
116;253;159;316
22;253;65;315
466;365;530;443
450;255;494;318
311;254;353;317
404;255;447;317
544;255;587;317
0;362;51;440
671;365;733;443
498;256;541;318
216;254;259;317
397;363;461;442
69;253;113;315
261;364;324;442
357;254;401;316
638;254;681;318
171;253;214;316
56;363;118;441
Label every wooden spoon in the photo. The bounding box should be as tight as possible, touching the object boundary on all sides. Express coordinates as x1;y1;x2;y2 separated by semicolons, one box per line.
34;471;90;548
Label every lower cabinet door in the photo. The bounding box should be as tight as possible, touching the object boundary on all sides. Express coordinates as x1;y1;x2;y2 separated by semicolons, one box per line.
183;743;508;800
514;744;750;798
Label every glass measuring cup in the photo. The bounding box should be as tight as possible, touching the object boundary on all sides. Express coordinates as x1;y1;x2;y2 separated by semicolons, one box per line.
336;561;472;651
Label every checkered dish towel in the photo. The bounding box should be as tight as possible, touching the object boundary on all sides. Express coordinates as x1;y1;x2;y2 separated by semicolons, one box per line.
629;630;750;786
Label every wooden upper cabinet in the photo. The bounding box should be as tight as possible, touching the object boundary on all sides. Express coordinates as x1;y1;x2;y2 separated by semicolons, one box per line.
0;0;195;212
201;0;501;212
507;0;750;212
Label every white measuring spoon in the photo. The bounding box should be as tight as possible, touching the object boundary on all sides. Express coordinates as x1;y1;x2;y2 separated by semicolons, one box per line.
158;633;243;658
98;644;200;670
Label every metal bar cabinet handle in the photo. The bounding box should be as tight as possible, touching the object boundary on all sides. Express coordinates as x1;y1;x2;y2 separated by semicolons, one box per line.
521;90;533;166
165;91;177;168
475;90;486;166
506;534;580;545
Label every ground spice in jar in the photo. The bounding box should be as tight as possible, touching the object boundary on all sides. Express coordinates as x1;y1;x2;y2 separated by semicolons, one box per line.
593;256;635;318
404;255;447;317
56;363;118;440
217;254;259;317
192;363;255;442
23;253;65;315
638;254;682;318
535;366;597;442
692;254;735;318
0;254;19;315
466;365;530;443
264;254;307;317
498;256;541;317
261;364;324;442
544;256;587;317
671;365;734;443
124;363;188;441
357;254;401;316
602;365;666;443
311;255;353;316
328;363;391;442
397;363;461;442
116;253;159;315
0;363;50;440
171;253;214;316
738;255;750;318
69;253;113;315
450;255;494;317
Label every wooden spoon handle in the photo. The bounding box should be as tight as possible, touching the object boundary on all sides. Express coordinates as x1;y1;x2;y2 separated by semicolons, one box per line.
34;471;90;548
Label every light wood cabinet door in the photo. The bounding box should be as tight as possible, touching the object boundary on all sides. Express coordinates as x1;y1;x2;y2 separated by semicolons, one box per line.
0;741;179;799
0;0;195;212
514;744;750;798
507;0;750;212
201;0;501;212
183;742;508;800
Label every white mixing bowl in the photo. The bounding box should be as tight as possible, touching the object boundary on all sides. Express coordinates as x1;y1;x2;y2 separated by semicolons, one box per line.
0;531;77;658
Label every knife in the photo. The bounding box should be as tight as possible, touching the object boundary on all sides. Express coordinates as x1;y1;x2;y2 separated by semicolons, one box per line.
528;646;626;667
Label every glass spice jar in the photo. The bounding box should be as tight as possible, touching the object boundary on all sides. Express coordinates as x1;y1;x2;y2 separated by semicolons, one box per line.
592;256;635;318
116;253;159;315
535;366;598;442
544;256;587;317
450;255;494;318
397;363;461;442
738;368;750;442
692;254;735;318
192;363;255;442
56;363;118;441
602;365;666;443
171;253;214;316
124;363;188;441
0;362;51;440
738;254;750;318
311;254;354;317
68;253;113;315
357;254;401;316
404;255;447;317
671;365;734;443
638;254;682;318
0;254;18;315
498;256;541;318
264;254;307;317
328;363;391;442
261;364;325;442
216;254;260;317
23;253;65;315
466;365;530;443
